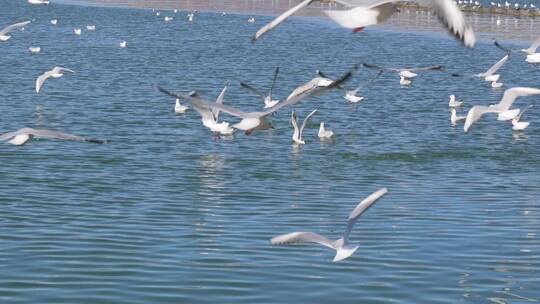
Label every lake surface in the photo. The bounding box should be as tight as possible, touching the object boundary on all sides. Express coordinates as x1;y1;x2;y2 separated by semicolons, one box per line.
1;1;539;303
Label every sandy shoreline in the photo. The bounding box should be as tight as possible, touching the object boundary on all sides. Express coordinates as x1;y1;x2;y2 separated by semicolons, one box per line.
61;0;540;44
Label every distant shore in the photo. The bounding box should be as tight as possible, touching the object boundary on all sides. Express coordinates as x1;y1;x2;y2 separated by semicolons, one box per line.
66;0;540;43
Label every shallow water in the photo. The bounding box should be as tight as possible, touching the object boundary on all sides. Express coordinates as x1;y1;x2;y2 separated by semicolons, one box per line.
1;1;539;303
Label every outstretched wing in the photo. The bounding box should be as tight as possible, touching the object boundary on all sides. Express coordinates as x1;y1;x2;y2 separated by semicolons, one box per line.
299;108;318;136
268;66;280;99
213;83;228;121
526;35;540;53
497;87;540;111
271;232;336;249
252;0;315;42
240;82;266;101
36;71;53;93
482;54;510;77
343;188;388;244
0;20;31;35
407;65;445;72
426;0;475;48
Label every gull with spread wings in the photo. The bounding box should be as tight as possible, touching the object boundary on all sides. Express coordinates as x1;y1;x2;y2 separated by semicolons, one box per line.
0;20;31;41
252;0;475;48
240;66;281;109
0;128;108;146
270;188;388;262
363;63;444;86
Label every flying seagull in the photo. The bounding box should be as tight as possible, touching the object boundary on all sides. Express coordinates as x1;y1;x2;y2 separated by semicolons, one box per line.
291;109;317;144
318;122;335;139
464;87;540;132
270;187;388;262
36;66;74;93
252;0;475;48
474;52;510;83
240;66;280;108
363;63;444;85
0;21;31;41
494;37;540;64
0;128;108;146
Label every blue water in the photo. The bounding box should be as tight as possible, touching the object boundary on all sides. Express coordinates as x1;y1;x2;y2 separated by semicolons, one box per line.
1;1;539;303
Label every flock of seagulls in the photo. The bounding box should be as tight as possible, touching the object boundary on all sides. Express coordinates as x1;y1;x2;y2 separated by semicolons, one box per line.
3;0;539;262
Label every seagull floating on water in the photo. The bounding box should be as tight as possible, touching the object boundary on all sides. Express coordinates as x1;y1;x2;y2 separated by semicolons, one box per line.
0;128;107;146
0;21;31;41
450;108;467;126
119;41;127;48
240;66;280;109
28;0;49;4
175;98;188;114
464;87;540;132
164;16;173;22
449;94;463;107
74;28;82;35
318;122;335;139
270;188;388;262
248;17;255;23
50;19;58;25
291;109;317;144
36;66;74;93
252;0;475;48
86;25;96;31
29;46;41;53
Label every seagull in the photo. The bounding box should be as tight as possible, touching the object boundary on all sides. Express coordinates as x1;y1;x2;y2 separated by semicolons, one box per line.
119;41;127;48
364;63;443;86
464;87;540;132
164;16;173;22
240;66;280;109
158;66;355;135
86;25;96;31
493;38;540;63
474;52;510;82
0;21;31;41
291;109;317;144
174;98;188;113
449;94;463;107
156;12;161;16
252;0;475;48
342;69;382;103
36;66;74;93
0;128;107;146
248;17;255;23
74;28;82;35
177;85;234;135
491;81;503;88
450;108;466;126
28;0;49;4
50;19;58;25
174;9;178;13
318;122;335;139
187;13;194;22
270;188;388;262
511;104;532;131
29;46;41;53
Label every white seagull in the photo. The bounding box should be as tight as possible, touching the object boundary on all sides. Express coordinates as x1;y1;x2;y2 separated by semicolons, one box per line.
29;46;41;53
464;87;540;132
291;109;317;144
164;16;174;22
50;19;58;25
28;0;49;4
318;122;335;139
344;87;364;103
240;66;280;109
158;67;355;135
364;63;444;86
36;66;74;93
174;98;188;113
494;38;540;64
0;21;31;41
248;17;255;23
185;85;235;135
86;25;96;31
252;0;475;48
119;41;127;48
448;94;463;107
270;188;388;262
450;108;466;126
511;104;532;131
474;53;510;82
0;128;107;146
74;28;82;35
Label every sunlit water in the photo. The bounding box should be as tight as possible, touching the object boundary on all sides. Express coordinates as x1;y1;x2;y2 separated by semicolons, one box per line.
1;1;539;303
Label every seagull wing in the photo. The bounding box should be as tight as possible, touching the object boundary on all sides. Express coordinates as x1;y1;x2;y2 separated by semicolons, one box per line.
407;65;445;72
0;20;31;35
24;128;106;143
481;53;510;77
252;0;315;42
213;83;228;121
268;66;280;99
0;130;20;141
516;104;533;121
424;0;475;48
56;67;75;73
463;105;499;132
271;232;336;249
240;82;267;101
343;188;388;244
497;87;540;110
527;35;540;53
324;2;396;30
299;108;318;137
36;70;54;93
